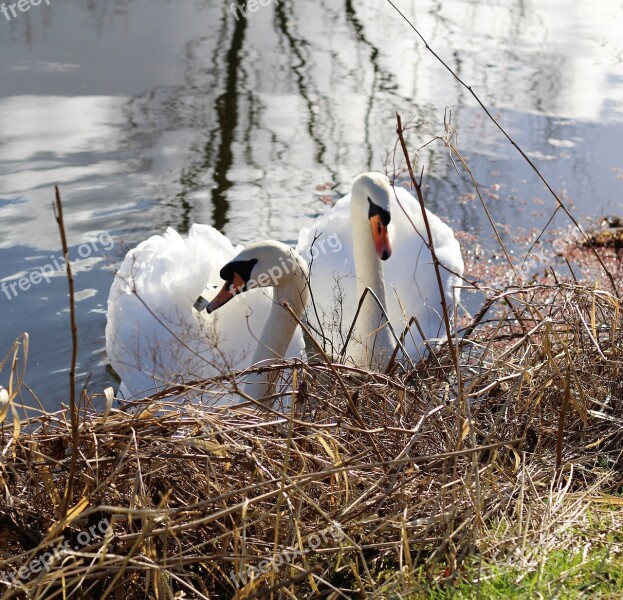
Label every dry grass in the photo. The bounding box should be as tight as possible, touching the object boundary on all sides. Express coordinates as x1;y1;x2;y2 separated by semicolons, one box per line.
1;282;622;599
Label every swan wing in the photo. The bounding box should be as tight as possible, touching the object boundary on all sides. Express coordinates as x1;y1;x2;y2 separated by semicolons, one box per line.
296;195;360;358
384;185;464;358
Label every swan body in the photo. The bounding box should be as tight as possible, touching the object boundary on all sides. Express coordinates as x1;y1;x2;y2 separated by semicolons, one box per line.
106;225;307;401
296;172;464;368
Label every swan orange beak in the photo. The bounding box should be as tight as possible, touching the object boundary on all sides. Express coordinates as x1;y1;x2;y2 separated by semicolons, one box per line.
370;215;392;261
205;273;246;314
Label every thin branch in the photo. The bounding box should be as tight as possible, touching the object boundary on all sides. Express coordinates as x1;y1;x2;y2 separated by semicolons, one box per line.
386;0;618;297
53;186;79;521
395;114;459;375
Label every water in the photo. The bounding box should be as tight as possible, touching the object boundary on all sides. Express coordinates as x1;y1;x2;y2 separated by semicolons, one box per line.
1;0;622;410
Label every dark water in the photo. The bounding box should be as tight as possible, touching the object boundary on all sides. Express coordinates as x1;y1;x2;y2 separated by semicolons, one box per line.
1;0;622;410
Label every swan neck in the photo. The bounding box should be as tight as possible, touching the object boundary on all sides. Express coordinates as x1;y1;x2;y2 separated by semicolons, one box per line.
243;256;309;400
350;186;393;369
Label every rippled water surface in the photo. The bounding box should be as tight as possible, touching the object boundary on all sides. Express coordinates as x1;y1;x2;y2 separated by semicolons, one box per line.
1;0;622;409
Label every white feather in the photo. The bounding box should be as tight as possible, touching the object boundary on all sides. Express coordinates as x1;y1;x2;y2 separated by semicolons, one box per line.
297;175;464;365
106;225;305;401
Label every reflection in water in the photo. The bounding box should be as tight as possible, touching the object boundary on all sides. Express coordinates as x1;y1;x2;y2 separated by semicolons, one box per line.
209;12;247;231
0;0;622;408
274;0;333;175
344;0;382;169
175;10;249;232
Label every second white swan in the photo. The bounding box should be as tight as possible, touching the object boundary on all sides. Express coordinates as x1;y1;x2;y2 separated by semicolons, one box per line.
297;172;464;369
106;225;309;402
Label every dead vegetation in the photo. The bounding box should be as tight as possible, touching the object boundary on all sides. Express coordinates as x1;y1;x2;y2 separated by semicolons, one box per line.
1;282;622;599
1;101;622;597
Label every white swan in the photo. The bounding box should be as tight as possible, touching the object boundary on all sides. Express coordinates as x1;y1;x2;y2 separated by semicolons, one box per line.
296;172;464;369
106;225;309;402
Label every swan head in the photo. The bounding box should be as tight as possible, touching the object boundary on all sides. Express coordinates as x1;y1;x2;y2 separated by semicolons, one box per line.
351;172;392;261
199;241;309;314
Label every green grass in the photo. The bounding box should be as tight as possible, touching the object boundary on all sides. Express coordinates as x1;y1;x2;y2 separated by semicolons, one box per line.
428;549;622;599
421;510;623;600
367;506;623;599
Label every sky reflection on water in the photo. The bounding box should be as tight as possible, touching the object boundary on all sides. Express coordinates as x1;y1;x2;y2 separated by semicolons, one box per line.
0;0;622;407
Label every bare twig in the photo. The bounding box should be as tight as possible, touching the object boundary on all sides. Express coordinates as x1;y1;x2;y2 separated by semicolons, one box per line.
395;114;459;375
385;0;618;297
53;186;79;522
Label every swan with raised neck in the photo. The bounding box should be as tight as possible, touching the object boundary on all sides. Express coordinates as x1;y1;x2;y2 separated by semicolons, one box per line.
348;172;395;369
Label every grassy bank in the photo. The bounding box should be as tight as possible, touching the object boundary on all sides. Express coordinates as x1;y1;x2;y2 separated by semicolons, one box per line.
0;282;622;598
